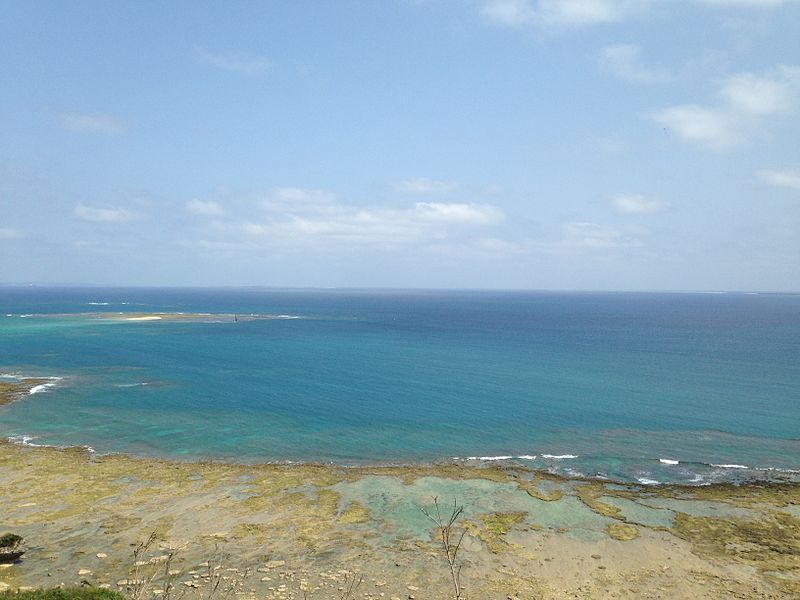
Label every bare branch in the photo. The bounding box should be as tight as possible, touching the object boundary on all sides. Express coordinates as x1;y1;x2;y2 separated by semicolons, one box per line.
419;497;466;600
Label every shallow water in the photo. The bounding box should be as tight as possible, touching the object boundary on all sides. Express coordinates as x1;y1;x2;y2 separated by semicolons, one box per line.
1;287;799;484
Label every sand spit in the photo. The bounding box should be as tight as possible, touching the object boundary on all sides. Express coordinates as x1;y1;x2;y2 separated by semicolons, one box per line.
0;441;798;599
7;312;299;323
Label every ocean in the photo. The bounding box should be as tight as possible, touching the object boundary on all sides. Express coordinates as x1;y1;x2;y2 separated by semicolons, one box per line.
1;287;798;485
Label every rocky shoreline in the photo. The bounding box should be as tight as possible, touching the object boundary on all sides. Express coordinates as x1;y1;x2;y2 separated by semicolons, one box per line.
0;433;799;599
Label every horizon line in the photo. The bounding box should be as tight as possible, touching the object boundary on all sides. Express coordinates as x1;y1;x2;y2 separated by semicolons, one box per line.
1;283;798;295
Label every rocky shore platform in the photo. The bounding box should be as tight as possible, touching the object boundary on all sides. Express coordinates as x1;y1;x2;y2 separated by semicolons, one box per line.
0;437;798;599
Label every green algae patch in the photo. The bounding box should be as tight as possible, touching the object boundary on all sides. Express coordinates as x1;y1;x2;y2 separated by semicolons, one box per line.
231;522;273;542
0;380;48;406
273;491;311;510
467;511;527;553
518;476;565;502
0;382;20;406
606;523;639;541
149;515;175;540
314;489;341;519
673;509;800;593
99;516;141;535
359;463;514;486
574;483;624;520
337;501;370;524
647;481;800;510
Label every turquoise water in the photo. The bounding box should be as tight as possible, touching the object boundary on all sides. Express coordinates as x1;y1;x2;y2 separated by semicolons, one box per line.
1;287;798;485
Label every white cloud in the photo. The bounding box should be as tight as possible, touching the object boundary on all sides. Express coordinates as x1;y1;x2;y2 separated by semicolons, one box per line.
479;0;537;26
758;168;800;190
266;187;335;204
0;227;22;240
412;202;504;224
652;105;743;150
261;187;337;213
241;189;505;247
393;178;459;194
476;0;795;30
598;44;672;84
537;0;649;26
60;113;126;134
186;198;225;216
720;70;797;115
479;0;651;28
650;65;800;151
194;46;271;76
558;221;642;249
74;203;137;223
613;194;668;214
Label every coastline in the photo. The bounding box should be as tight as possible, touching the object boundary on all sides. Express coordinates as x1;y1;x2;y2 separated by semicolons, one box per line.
0;378;55;407
3;374;798;487
1;437;799;598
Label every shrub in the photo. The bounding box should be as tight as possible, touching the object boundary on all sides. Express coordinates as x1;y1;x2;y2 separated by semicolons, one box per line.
0;534;23;549
0;588;124;600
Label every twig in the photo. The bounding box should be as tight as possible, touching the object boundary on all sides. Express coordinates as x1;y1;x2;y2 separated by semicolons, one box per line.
420;497;466;600
339;570;363;600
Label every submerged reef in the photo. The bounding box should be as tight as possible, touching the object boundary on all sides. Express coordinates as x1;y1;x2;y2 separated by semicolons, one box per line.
0;379;50;407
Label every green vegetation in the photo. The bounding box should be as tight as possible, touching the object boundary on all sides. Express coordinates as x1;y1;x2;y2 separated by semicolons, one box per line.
0;533;25;562
0;535;23;549
0;589;123;600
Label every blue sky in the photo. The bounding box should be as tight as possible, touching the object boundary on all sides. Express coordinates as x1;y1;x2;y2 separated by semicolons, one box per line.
1;0;799;290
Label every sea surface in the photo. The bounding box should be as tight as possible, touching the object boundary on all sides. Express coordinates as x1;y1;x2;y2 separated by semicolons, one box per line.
1;287;799;485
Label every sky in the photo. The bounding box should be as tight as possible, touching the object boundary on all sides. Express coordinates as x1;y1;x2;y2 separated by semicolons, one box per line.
1;0;799;291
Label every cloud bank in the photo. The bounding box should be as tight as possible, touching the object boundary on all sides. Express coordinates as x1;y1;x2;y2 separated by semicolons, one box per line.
651;65;800;151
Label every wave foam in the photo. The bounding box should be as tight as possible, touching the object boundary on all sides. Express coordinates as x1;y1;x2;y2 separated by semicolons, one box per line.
659;458;679;465
636;477;661;485
457;454;537;461
748;466;800;474
27;376;63;395
542;454;578;459
711;463;748;469
8;435;46;448
9;435;95;454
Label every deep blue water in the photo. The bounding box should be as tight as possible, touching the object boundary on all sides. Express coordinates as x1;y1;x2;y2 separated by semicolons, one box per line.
1;287;799;485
